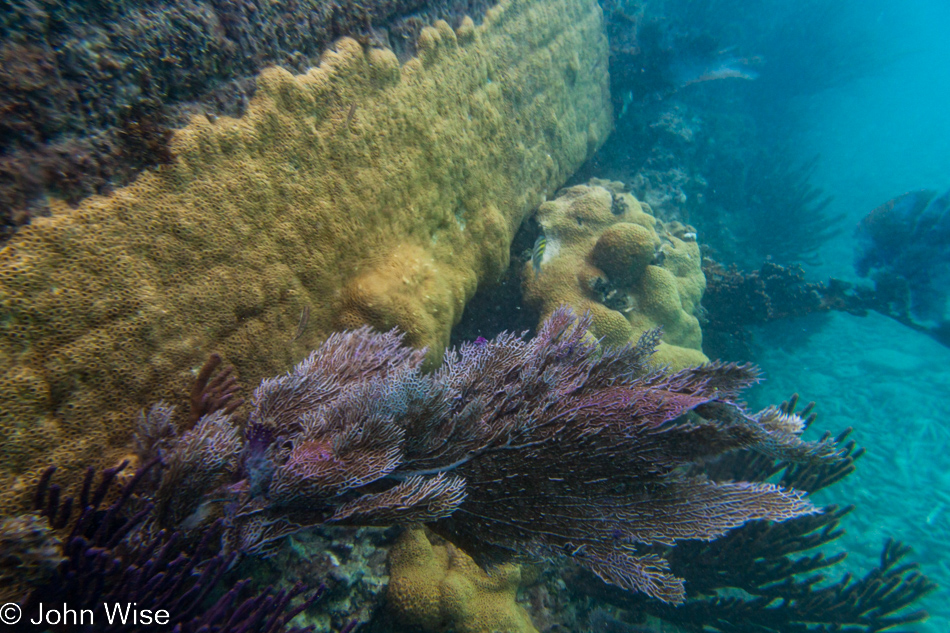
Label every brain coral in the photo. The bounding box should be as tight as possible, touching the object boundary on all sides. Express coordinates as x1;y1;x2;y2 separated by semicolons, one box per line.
388;528;538;633
0;0;612;513
523;181;708;368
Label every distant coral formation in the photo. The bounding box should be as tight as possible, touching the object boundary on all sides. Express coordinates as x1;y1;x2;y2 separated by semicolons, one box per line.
0;0;612;514
855;189;950;324
388;528;537;633
523;180;707;368
701;259;829;360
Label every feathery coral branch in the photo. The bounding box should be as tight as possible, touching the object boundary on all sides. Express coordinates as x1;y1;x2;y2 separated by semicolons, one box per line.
141;308;836;603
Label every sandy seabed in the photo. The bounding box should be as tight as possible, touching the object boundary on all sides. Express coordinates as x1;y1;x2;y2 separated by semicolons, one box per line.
749;311;949;633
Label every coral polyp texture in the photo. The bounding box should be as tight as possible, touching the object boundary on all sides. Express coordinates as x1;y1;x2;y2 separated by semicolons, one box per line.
0;0;612;513
523;180;708;368
387;528;537;633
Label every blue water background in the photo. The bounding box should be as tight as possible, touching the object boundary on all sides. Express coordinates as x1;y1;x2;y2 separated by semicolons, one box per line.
746;1;950;629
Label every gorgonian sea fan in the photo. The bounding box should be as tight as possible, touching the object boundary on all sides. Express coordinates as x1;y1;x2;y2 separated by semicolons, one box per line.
155;308;838;604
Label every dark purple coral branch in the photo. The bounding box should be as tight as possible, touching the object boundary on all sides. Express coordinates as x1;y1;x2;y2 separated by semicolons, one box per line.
189;352;246;429
23;463;323;633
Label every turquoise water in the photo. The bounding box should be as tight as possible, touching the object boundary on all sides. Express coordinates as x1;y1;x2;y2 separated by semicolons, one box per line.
789;0;950;281
750;3;950;628
752;313;950;633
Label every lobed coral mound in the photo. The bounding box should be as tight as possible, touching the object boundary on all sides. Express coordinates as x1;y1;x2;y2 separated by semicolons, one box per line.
388;528;538;633
0;0;612;514
523;180;708;368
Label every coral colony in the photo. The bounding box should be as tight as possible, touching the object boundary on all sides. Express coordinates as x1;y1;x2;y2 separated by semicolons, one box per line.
0;0;612;507
139;308;834;604
22;461;324;632
3;309;934;631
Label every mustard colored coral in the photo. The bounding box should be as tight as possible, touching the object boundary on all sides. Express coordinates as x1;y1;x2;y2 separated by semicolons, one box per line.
0;0;612;513
388;528;538;633
523;181;708;368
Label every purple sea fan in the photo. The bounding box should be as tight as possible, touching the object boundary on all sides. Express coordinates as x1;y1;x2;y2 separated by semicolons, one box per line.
233;308;837;604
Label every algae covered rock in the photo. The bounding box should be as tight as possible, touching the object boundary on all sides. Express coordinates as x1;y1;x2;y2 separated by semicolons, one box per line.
523;181;708;368
0;0;612;513
388;528;538;633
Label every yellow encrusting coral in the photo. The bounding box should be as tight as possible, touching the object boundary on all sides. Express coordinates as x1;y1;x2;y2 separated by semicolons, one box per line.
523;181;708;368
388;528;538;633
0;0;612;513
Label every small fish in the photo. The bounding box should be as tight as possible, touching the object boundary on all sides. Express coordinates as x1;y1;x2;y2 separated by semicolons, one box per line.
344;102;358;130
680;60;759;86
292;305;310;342
672;50;760;89
531;234;547;273
926;502;945;525
474;336;489;347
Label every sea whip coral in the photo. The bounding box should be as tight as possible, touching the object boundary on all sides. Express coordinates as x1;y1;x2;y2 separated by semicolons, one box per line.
148;308;836;604
24;461;323;633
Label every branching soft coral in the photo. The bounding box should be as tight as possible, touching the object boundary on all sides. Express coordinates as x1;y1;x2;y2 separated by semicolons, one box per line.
19;461;324;633
572;396;936;632
140;308;836;604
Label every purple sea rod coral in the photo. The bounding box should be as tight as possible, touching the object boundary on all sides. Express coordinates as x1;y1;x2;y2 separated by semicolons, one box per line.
148;308;836;604
21;461;323;633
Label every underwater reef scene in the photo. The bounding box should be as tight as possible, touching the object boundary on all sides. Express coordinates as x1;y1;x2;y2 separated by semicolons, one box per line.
1;0;948;631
